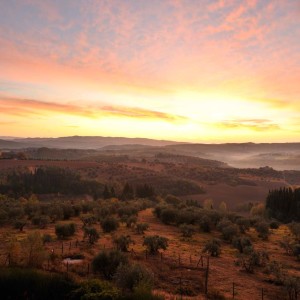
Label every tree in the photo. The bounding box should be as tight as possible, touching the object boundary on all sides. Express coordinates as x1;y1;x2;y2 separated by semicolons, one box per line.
238;248;269;273
232;237;252;253
180;223;196;238
72;279;120;300
114;235;134;252
100;217;119;233
136;184;155;198
103;185;111;199
219;201;227;213
84;227;100;245
199;215;212;233
81;215;96;228
203;239;221;257
136;223;149;234
289;222;300;241
203;199;214;210
55;223;76;239
236;218;251;234
143;235;168;254
92;250;128;279
115;263;154;291
22;232;46;267
217;219;239;242
121;183;134;201
14;219;27;232
255;221;270;240
122;215;137;228
160;208;178;225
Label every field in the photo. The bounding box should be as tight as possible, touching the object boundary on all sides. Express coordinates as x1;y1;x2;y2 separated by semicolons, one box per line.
0;157;299;299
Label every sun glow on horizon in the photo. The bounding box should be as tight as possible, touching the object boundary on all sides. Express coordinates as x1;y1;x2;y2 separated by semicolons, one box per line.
0;0;299;142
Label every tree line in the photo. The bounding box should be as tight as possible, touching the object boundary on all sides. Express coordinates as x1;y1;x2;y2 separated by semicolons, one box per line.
266;187;300;222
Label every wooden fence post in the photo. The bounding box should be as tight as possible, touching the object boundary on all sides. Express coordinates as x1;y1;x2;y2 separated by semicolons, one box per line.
61;243;64;254
261;288;264;300
204;256;210;295
233;282;235;299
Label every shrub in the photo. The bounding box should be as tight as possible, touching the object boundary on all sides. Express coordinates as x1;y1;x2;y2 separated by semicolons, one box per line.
42;234;53;244
92;250;128;279
114;235;134;252
199;215;212;233
255;221;270;240
203;239;221;257
143;235;168;254
14;219;27;232
236;217;251;233
289;222;300;241
136;223;149;234
22;231;47;267
160;208;178;225
0;268;76;300
101;217;119;233
232;237;252;253
123;215;137;228
180;223;196;237
32;215;50;229
115;263;154;291
72;279;120;300
84;227;100;244
217;219;239;242
270;220;280;229
55;223;76;239
238;248;269;273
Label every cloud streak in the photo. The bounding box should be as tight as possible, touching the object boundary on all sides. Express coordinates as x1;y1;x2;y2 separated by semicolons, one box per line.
216;119;280;132
0;96;187;123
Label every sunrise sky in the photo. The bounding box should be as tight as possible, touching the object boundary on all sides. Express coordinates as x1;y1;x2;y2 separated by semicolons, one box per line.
0;0;299;142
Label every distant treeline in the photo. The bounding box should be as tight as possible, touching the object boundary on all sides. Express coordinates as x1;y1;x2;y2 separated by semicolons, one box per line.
266;187;300;222
0;167;104;198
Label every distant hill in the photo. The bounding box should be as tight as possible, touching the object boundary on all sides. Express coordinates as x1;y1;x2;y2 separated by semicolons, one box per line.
8;136;180;149
0;139;40;149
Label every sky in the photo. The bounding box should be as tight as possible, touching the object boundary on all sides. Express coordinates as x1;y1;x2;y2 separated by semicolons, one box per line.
0;0;299;142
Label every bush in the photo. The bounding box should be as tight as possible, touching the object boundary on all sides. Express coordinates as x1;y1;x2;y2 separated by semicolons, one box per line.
14;219;27;232
203;239;221;257
199;215;212;232
270;220;280;229
232;237;252;253
255;221;270;240
0;268;76;300
289;222;300;241
115;263;154;291
43;234;53;244
22;231;46;267
136;223;149;234
55;223;76;239
71;279;120;300
238;248;269;273
180;223;196;237
101;217;119;233
84;227;100;244
143;235;168;254
32;215;50;229
92;250;128;279
236;217;251;233
114;235;134;252
160;208;178;225
217;219;239;242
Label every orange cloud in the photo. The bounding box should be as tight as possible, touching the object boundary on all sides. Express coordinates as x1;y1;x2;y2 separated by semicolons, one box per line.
216;119;280;131
0;96;187;123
